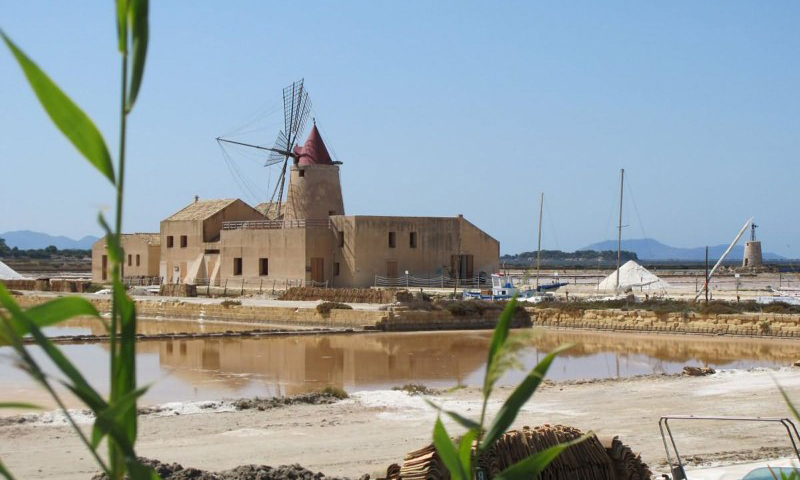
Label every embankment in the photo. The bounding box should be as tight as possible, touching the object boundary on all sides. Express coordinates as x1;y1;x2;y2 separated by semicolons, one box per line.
9;294;800;337
529;307;800;337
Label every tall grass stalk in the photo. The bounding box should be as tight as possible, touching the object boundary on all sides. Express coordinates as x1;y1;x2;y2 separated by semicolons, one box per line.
0;2;155;479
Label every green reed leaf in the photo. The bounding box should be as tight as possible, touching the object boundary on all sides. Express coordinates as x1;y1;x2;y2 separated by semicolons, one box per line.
0;286;100;346
126;458;161;480
98;214;124;264
126;0;149;111
424;398;481;431
777;382;800;429
0;31;115;184
0;402;40;410
0;458;16;480
112;278;139;444
91;384;149;449
458;429;477;478
481;344;571;451
433;417;466;480
483;297;517;397
0;287;107;412
493;435;589;480
116;0;128;53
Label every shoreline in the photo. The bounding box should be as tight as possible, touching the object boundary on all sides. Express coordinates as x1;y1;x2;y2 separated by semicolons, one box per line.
2;368;799;479
9;292;800;339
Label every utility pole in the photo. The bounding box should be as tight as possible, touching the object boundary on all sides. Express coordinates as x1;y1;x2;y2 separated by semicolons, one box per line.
616;168;625;291
536;192;544;289
704;246;709;303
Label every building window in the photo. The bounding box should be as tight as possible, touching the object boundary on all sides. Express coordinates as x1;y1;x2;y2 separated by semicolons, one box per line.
166;236;174;248
338;231;344;248
128;254;132;266
259;258;269;276
410;231;417;248
388;231;396;248
334;262;340;276
233;258;242;276
329;210;335;216
136;254;140;266
180;235;187;248
299;169;305;177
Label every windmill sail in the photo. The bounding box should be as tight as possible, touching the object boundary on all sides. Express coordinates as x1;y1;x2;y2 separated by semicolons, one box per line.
216;79;313;215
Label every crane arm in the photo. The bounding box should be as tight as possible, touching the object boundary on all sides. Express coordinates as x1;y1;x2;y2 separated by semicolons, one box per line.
694;217;753;301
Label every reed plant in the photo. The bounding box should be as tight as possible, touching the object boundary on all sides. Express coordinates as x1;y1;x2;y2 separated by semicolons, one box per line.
426;297;586;480
0;1;156;478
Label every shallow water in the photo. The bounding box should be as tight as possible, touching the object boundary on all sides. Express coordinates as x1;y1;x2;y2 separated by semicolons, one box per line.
1;319;797;407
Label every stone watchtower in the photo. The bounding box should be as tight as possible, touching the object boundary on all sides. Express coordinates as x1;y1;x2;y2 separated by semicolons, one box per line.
742;223;763;268
283;124;345;221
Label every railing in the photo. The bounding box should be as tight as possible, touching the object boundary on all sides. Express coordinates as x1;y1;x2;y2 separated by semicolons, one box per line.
222;219;331;230
374;274;488;288
123;276;162;286
189;277;328;294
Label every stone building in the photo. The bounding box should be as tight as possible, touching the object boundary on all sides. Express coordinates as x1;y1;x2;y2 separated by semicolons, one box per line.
92;125;499;288
91;234;161;282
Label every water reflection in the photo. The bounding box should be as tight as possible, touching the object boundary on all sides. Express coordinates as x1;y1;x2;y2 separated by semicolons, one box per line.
2;327;797;406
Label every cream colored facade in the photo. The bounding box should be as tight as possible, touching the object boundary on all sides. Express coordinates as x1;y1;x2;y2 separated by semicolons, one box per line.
91;127;499;288
91;234;161;282
159;199;265;284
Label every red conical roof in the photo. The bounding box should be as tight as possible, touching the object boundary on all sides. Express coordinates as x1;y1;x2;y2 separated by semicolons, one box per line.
293;124;333;166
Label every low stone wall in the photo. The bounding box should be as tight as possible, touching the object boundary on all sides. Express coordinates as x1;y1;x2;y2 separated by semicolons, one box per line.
528;307;800;337
279;287;397;304
1;279;90;293
376;307;532;331
159;284;197;297
8;295;800;337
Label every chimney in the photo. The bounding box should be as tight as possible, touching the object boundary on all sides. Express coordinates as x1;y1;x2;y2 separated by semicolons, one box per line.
194;195;199;203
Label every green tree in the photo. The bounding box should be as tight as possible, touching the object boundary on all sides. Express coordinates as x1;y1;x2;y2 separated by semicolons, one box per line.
0;238;9;257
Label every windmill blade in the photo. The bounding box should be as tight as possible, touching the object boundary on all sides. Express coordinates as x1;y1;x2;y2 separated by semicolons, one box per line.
283;79;312;145
266;130;289;166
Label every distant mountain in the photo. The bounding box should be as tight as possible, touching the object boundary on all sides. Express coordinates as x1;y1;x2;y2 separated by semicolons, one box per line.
579;238;786;261
0;230;99;250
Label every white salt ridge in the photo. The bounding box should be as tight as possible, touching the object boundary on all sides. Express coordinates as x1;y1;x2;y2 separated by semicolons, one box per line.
691;367;800;397
20;400;238;427
0;260;25;280
349;390;497;423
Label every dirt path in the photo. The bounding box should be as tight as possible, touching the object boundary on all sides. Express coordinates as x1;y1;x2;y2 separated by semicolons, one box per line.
2;368;799;479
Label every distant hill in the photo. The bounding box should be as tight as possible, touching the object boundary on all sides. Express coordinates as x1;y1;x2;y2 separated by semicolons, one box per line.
0;230;99;250
579;238;786;261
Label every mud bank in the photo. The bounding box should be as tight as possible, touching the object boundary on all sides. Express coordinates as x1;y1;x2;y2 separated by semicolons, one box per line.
2;369;799;480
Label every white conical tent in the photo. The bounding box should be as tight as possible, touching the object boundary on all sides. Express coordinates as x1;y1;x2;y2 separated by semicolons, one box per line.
597;260;670;292
0;260;25;280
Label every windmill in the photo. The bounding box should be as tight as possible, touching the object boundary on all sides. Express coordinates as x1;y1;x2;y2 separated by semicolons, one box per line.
216;79;313;219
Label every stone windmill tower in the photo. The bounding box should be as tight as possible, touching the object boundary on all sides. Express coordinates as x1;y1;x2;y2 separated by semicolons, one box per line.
283;123;344;221
216;79;344;221
742;223;763;268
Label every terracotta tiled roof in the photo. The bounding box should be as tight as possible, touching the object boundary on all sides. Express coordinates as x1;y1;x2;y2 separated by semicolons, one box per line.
165;199;238;221
293;124;333;166
255;202;284;220
120;233;161;245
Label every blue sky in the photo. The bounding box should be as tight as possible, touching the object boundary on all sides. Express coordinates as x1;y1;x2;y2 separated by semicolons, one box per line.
1;2;798;256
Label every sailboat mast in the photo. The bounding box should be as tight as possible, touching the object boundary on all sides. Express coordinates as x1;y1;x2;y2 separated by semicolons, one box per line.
616;168;625;290
535;192;544;289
